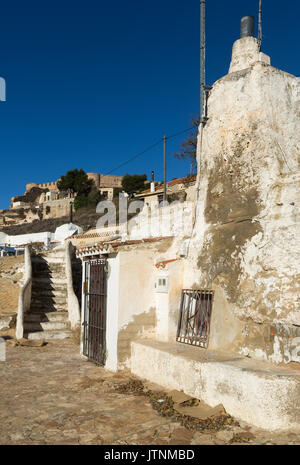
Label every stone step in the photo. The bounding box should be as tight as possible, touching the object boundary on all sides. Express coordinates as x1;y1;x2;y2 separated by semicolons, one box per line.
25;312;68;322
32;258;65;265
31;287;67;295
29;304;68;313
39;259;65;265
32;270;66;281
31;295;67;304
32;277;67;285
39;251;65;259
24;320;69;332
31;289;67;297
25;329;72;340
33;265;65;269
33;262;65;271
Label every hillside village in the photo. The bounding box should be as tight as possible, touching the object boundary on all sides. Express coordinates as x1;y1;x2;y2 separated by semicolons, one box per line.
0;12;300;447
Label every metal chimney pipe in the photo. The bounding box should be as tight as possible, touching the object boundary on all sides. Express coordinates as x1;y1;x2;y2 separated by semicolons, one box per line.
69;201;73;224
240;16;255;38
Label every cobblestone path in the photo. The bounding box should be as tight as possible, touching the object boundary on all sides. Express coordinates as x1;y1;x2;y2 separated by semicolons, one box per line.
0;339;299;445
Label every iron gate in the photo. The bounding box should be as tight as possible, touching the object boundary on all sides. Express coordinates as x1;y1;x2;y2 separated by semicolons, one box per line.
176;289;214;348
83;258;107;365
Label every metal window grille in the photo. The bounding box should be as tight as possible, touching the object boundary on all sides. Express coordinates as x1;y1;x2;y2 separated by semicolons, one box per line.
176;289;214;348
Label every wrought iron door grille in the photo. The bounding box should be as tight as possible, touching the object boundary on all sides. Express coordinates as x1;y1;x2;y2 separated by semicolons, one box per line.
176;289;214;348
83;258;107;365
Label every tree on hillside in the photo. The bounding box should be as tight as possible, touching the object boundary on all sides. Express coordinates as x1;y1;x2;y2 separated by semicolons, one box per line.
57;168;100;211
57;168;94;196
121;174;147;195
173;115;200;174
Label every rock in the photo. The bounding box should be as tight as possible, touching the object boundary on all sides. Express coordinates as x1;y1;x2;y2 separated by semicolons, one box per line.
169;427;194;445
168;390;194;404
6;339;19;347
191;432;214;445
215;430;234;442
229;431;256;443
174;402;226;420
18;338;46;347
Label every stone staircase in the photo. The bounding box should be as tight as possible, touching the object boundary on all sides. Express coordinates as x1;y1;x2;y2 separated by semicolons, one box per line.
24;249;72;340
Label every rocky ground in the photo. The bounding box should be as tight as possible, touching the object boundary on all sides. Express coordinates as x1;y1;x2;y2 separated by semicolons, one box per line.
0;338;299;446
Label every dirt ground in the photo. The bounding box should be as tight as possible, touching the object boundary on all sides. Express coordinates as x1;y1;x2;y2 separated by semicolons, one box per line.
0;255;23;314
0;338;299;446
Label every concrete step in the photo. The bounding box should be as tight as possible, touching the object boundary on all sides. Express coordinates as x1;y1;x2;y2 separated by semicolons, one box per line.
31;289;67;297
40;258;65;265
32;277;67;285
32;272;66;280
30;300;68;312
31;289;67;296
24;320;69;332
25;329;72;340
32;261;65;270
33;254;65;262
29;304;68;313
32;260;65;268
31;289;67;303
25;312;68;322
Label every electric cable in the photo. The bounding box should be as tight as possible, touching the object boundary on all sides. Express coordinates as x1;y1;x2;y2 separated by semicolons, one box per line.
105;125;197;175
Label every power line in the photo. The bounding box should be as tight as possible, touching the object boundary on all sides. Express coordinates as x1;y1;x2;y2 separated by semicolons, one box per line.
105;125;196;175
166;126;196;140
105;138;163;175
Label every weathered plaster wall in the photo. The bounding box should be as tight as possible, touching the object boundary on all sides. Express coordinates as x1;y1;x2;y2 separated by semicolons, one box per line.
155;260;184;342
117;246;157;368
105;254;120;371
113;238;181;368
184;38;300;363
128;201;194;240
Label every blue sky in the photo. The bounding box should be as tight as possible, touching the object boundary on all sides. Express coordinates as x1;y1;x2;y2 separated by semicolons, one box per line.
0;0;298;209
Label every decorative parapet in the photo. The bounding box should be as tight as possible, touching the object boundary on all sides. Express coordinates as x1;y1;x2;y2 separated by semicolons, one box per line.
16;246;32;339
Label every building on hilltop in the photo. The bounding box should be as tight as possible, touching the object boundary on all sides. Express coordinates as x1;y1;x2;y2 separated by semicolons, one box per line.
25;172;123;200
6;172;124;225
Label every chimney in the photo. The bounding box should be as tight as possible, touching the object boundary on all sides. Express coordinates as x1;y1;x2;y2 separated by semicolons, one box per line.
150;171;155;193
229;16;271;74
240;16;254;38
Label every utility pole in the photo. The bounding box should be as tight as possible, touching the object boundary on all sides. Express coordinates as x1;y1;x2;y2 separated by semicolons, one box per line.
163;135;167;202
258;0;262;51
200;0;206;122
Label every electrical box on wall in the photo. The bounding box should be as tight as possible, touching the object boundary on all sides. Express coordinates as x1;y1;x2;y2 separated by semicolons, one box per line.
155;276;169;293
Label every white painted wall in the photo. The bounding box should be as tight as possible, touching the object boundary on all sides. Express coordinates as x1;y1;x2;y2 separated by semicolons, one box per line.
105;254;120;371
128;202;194;240
4;232;53;246
65;241;81;329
